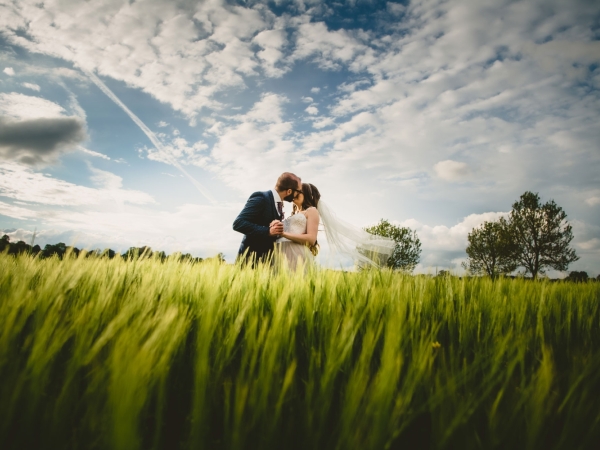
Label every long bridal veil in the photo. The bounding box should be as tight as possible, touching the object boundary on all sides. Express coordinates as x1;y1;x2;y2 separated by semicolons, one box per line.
316;200;396;269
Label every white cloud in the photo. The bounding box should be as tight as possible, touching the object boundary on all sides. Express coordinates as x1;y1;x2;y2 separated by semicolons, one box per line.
0;92;65;119
292;21;372;70
196;93;298;191
402;211;508;252
144;135;210;168
301;96;313;103
88;164;124;190
0;0;274;119
585;197;600;206
433;160;470;181
397;211;509;272
310;87;321;94
21;82;41;91
253;28;289;77
0;163;154;206
1;202;242;260
387;2;406;15
311;116;335;129
0;200;37;220
578;238;600;251
3;67;15;75
79;147;111;160
305;105;319;115
157;121;169;128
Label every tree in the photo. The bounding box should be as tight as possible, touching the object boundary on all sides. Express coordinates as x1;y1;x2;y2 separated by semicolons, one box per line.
41;242;68;258
565;271;588;283
100;249;116;259
122;246;153;260
507;191;578;279
205;252;226;264
364;219;421;272
0;234;9;252
462;218;517;279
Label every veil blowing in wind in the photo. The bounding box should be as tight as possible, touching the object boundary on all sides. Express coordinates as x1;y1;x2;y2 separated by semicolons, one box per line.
316;200;396;269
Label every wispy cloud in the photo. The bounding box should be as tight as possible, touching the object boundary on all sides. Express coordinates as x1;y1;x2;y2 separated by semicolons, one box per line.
0;163;154;206
82;69;217;204
0;92;66;119
434;160;470;182
21;82;40;91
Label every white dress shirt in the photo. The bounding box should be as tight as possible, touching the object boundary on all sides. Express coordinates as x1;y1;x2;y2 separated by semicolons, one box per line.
271;189;282;216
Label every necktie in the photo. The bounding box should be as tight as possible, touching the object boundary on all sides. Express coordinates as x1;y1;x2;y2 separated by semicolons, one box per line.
277;201;284;220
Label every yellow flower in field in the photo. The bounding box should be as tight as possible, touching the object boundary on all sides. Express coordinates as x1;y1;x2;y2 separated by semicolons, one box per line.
432;341;441;349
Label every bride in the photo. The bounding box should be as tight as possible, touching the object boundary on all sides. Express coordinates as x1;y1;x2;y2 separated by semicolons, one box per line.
275;183;320;270
275;183;396;270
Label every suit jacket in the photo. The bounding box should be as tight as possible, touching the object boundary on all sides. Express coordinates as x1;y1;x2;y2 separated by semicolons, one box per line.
233;190;282;262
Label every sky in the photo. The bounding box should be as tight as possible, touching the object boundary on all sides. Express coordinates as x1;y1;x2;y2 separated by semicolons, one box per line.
0;0;599;276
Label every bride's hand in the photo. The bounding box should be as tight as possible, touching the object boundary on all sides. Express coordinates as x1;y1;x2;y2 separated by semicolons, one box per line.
269;221;283;236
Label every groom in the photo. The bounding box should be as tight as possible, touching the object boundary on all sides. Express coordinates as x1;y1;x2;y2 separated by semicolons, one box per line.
233;172;302;264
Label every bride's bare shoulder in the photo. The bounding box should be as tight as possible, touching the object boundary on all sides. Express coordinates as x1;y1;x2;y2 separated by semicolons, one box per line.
305;207;319;217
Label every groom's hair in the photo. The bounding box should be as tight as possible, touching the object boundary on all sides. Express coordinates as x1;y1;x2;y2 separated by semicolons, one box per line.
276;172;300;191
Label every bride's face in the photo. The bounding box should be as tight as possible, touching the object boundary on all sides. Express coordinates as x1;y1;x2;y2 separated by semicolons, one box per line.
293;191;304;209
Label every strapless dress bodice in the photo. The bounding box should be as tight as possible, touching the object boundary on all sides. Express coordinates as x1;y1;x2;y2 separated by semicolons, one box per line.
276;214;307;242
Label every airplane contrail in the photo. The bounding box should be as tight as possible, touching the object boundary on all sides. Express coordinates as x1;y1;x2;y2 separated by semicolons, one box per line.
82;69;217;205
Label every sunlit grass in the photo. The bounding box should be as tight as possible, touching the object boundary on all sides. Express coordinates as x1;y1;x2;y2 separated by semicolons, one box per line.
1;252;599;450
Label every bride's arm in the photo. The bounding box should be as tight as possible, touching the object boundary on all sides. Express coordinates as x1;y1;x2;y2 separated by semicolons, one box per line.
281;208;319;246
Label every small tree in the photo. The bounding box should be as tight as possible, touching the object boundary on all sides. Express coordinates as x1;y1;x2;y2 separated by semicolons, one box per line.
364;219;421;272
462;218;516;279
507;191;578;279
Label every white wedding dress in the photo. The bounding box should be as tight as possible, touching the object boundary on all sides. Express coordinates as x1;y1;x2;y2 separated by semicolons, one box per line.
276;213;314;271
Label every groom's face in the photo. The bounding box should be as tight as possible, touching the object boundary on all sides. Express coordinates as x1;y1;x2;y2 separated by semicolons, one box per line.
283;189;295;202
283;179;301;202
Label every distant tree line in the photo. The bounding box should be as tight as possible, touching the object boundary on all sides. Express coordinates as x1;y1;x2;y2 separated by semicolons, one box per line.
462;191;595;280
0;235;223;263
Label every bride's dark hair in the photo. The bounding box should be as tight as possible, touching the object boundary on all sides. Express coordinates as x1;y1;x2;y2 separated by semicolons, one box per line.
293;183;321;214
293;183;321;256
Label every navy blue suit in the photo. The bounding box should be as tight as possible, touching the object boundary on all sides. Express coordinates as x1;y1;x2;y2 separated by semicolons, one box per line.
233;191;282;262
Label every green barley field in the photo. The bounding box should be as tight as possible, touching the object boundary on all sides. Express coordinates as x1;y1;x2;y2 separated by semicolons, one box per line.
1;252;599;450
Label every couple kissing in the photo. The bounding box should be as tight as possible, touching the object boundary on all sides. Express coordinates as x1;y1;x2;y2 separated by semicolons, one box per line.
233;172;319;270
233;172;396;270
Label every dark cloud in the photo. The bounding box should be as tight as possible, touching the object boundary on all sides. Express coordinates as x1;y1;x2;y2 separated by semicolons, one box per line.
0;116;87;165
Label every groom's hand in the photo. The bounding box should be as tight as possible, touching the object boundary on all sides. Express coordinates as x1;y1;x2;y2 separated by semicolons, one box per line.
269;220;283;236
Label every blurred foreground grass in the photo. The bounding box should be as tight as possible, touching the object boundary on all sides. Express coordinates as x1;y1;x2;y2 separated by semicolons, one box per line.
1;252;599;450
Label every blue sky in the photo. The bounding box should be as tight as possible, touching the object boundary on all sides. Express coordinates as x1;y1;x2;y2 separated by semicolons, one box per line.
0;0;599;275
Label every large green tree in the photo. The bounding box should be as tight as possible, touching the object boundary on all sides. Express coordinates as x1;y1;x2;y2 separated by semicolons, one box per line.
364;219;421;272
507;191;578;279
462;218;516;279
